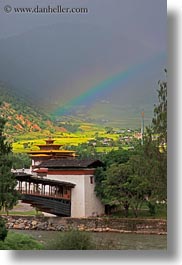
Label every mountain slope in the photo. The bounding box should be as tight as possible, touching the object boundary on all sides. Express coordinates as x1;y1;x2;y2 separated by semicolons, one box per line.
0;83;57;137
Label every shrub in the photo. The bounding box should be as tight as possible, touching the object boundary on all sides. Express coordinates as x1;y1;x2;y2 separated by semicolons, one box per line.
46;230;95;250
147;202;156;216
0;232;44;250
0;217;8;241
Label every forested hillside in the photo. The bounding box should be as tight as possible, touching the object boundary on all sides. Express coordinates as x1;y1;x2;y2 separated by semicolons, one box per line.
0;83;56;137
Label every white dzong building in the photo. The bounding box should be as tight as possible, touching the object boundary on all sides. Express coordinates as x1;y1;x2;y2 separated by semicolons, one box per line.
16;138;105;217
35;159;105;218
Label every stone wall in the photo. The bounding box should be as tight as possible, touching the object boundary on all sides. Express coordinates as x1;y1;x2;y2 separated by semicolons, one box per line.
2;216;167;235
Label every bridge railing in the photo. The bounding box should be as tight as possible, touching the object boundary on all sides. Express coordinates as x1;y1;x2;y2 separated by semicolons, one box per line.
17;188;71;200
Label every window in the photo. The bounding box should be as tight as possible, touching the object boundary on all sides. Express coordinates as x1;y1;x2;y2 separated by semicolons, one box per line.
90;176;94;184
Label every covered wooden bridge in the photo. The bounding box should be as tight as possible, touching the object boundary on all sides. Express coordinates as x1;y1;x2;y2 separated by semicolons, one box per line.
14;172;75;216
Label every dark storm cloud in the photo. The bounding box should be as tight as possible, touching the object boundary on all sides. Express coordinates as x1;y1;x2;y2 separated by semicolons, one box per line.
0;0;166;120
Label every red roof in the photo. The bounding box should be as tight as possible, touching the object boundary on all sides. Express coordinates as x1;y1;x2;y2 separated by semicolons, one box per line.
33;168;48;173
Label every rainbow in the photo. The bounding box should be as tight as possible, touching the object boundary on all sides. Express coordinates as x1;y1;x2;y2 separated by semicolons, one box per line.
52;52;166;116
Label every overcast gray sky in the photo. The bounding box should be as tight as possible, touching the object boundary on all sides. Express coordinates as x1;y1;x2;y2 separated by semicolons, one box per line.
0;0;166;48
0;0;166;124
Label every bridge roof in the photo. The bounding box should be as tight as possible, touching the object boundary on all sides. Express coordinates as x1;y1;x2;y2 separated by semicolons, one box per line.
14;172;75;188
39;158;104;169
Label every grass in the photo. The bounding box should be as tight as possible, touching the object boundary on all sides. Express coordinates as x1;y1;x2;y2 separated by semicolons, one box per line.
109;204;167;219
44;230;95;250
0;231;44;250
0;210;41;216
1;204;166;219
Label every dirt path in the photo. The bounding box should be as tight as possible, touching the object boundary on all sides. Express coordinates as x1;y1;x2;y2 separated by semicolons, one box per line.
12;200;34;212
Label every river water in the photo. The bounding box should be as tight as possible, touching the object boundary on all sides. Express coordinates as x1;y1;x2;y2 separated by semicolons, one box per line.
13;230;167;250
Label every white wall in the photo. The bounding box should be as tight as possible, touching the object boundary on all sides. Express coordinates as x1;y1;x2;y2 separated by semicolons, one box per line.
46;173;104;217
84;175;105;217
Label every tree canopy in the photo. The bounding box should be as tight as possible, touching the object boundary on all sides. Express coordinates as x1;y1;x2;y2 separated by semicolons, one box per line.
0;114;19;213
94;71;167;216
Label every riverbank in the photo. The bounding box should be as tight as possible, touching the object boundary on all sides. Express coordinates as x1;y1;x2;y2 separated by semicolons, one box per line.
2;215;167;235
12;229;167;250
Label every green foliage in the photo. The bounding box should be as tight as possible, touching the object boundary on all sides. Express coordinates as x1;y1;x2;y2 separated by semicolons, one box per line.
105;126;114;134
110;202;166;219
103;148;131;167
10;153;31;169
58;122;82;133
94;167;107;200
147;201;156;216
45;230;95;250
0;116;19;212
94;149;133;208
75;144;98;159
143;132;167;201
0;217;8;241
101;153;150;217
0;232;43;250
143;71;167;201
94;71;167;217
152;70;167;145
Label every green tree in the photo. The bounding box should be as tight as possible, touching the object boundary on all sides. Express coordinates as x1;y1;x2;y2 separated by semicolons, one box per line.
94;149;131;202
94;167;107;201
144;71;167;201
101;150;150;217
101;163;130;216
152;70;167;146
0;217;7;241
0;115;19;213
10;153;31;169
103;148;131;167
142;131;167;202
94;71;167;216
105;127;114;134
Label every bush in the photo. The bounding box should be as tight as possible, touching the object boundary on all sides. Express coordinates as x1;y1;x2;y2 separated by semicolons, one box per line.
0;217;8;241
46;230;95;250
0;232;44;250
147;202;156;216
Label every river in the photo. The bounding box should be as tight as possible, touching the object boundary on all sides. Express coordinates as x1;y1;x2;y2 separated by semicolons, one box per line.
12;230;167;250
